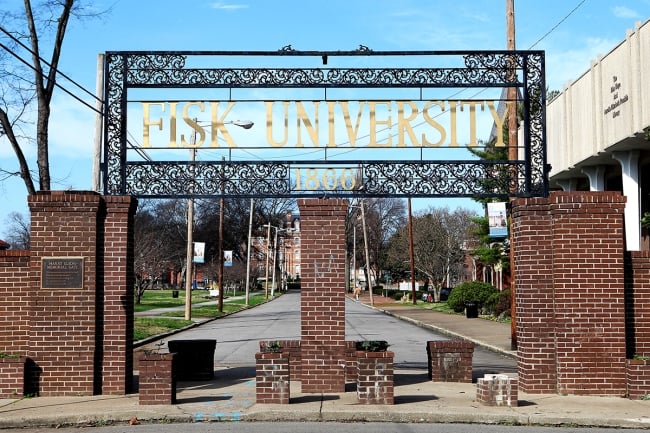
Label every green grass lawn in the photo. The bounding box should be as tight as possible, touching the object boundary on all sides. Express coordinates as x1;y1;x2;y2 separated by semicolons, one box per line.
134;289;215;312
134;290;271;341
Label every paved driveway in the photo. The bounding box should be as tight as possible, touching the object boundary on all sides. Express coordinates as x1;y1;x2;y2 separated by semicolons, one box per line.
144;289;516;379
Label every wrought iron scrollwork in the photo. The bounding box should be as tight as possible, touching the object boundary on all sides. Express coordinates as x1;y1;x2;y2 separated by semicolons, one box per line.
103;50;547;199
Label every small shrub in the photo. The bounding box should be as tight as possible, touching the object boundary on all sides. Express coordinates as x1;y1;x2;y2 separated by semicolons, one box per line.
356;340;389;352
487;289;511;317
447;281;498;312
262;341;283;353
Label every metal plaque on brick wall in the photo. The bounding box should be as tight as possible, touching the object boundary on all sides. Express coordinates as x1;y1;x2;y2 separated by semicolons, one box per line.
41;257;84;289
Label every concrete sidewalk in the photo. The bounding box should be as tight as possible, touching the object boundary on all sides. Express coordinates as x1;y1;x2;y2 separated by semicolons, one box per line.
1;298;649;429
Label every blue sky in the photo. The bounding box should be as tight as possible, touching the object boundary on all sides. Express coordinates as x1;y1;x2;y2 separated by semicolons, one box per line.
1;0;650;239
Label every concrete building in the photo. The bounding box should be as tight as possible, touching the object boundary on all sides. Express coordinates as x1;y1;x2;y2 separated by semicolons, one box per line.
548;19;650;251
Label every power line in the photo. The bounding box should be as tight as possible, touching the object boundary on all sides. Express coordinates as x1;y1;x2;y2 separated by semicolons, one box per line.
0;25;100;103
528;0;588;49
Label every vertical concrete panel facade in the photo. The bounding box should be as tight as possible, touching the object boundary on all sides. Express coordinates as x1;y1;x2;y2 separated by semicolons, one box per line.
298;199;348;393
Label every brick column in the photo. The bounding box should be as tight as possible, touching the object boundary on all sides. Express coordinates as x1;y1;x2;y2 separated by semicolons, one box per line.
297;199;348;393
102;196;137;394
551;192;626;396
513;192;627;396
28;191;102;396
511;196;556;393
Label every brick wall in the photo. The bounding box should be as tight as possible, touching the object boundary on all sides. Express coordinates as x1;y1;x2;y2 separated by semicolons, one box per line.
0;250;31;356
0;356;27;398
297;199;348;393
513;192;627;396
626;251;650;357
626;359;650;399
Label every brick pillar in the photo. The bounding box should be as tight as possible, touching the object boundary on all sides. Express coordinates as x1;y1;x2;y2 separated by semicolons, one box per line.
297;199;347;393
551;192;626;396
511;196;556;393
102;196;137;394
513;192;627;395
28;191;102;396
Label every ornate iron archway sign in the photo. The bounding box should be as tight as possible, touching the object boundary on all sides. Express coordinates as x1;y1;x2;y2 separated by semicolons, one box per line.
102;49;547;199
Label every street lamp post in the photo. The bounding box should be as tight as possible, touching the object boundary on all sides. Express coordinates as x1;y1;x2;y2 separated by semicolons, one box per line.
264;223;273;300
185;118;253;317
245;198;254;306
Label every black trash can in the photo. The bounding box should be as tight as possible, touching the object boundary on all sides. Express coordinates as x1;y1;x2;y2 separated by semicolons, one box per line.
465;302;479;319
172;289;179;298
168;339;217;380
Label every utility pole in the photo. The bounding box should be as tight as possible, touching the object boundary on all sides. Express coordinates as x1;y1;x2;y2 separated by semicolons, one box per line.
184;147;195;320
217;156;225;313
360;201;374;306
264;223;272;300
408;198;417;305
506;0;518;350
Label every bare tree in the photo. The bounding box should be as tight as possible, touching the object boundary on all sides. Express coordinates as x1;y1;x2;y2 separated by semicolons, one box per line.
385;206;476;301
348;198;406;290
3;211;30;249
0;1;104;194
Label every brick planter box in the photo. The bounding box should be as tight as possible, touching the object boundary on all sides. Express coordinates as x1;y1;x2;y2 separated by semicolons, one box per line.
627;359;650;400
138;353;176;405
0;356;26;398
357;350;394;405
426;340;474;382
259;340;301;380
255;352;290;404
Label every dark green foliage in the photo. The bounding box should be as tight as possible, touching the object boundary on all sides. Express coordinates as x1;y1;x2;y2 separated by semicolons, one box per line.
356;340;389;352
447;281;498;311
262;341;283;353
487;289;511;317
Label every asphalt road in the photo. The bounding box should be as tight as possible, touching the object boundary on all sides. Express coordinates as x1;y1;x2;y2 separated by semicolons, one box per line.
144;289;516;379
